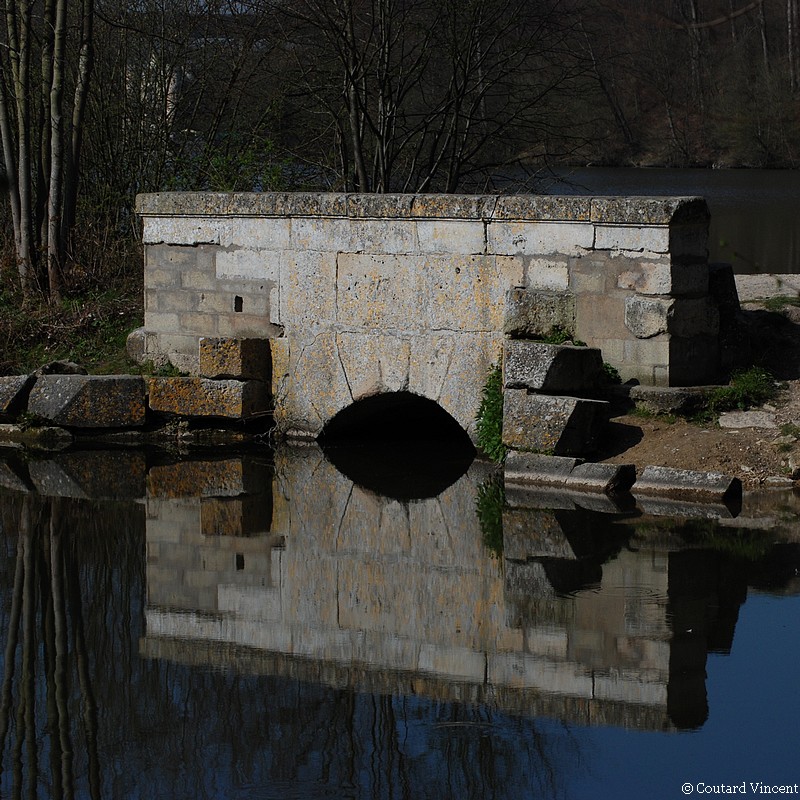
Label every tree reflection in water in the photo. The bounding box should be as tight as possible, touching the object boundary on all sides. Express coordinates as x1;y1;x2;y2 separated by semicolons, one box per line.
0;491;581;800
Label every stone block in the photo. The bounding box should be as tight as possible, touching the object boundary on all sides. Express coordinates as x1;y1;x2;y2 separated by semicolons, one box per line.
629;385;712;415
504;451;582;485
594;224;669;253
142;217;222;245
336;332;410;400
426;255;522;332
624;297;673;339
28;375;145;428
503;288;576;339
147;377;269;419
217;217;291;250
199;337;271;381
503;340;604;394
564;462;636;494
667;298;719;338
526;258;570;290
215;248;281;281
668;336;721;386
416;220;485;254
633;465;742;504
335;253;418;328
502;390;609;455
487;221;594;256
0;375;34;418
617;260;709;296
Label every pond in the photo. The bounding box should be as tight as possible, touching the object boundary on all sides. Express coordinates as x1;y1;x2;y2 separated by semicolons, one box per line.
0;447;799;799
544;167;800;276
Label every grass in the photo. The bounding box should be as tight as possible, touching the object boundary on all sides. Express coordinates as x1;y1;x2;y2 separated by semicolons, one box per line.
762;294;800;313
701;366;778;420
0;284;143;375
476;364;507;463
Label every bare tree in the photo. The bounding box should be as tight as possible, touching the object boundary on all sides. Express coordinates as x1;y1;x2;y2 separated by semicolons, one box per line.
0;0;95;301
273;0;588;193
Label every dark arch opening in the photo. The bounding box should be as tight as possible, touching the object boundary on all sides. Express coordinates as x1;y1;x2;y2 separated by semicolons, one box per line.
318;392;475;501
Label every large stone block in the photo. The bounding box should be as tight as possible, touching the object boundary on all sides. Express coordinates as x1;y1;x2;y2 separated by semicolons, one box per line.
199;337;271;381
624;297;672;339
147;377;269;419
502;390;609;455
28;375;145;428
503;340;604;394
0;375;34;418
503;289;576;339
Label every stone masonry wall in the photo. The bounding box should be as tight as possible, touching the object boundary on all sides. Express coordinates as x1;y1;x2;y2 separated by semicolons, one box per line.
136;192;716;439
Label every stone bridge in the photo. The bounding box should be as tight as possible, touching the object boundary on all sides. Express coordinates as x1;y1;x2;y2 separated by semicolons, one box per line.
135;192;721;441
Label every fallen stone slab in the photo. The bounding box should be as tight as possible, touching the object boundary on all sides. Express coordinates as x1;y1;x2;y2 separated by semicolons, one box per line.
632;465;742;505
28;375;145;428
504;451;582;486
629;385;713;415
502;390;609;456
718;410;777;429
565;462;636;495
147;377;269;420
503;340;603;394
199;337;271;381
0;375;34;418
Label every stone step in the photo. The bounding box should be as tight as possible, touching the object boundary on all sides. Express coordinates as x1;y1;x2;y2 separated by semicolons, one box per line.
503;339;604;394
502;390;610;456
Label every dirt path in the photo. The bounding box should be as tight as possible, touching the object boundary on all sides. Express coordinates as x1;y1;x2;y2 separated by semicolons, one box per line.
595;301;800;491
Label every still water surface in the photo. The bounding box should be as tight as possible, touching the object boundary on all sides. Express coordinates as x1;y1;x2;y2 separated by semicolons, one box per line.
0;447;799;799
547;167;800;276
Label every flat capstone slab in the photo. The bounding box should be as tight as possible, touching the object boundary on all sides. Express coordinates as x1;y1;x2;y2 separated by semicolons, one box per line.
0;375;34;417
504;451;582;486
633;465;742;504
629;385;713;415
504;451;635;495
503;340;603;394
147;377;269;420
502;390;610;456
27;375;145;428
718;410;777;429
566;462;636;494
199;337;271;381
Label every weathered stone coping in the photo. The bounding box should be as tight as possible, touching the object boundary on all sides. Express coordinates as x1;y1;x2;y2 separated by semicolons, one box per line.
136;191;709;225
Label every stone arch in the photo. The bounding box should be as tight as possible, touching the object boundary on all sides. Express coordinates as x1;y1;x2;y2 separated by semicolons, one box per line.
318;391;475;500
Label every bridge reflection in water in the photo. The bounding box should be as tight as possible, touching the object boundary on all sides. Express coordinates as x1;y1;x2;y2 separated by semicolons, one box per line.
140;447;800;734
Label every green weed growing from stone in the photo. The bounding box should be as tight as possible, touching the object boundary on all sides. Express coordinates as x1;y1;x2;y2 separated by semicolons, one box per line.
476;364;507;463
476;474;505;558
